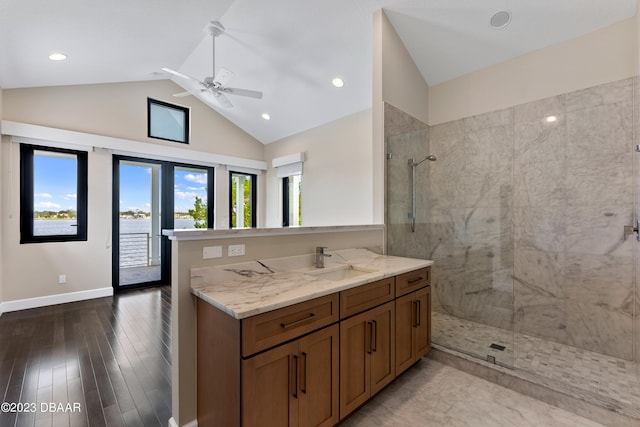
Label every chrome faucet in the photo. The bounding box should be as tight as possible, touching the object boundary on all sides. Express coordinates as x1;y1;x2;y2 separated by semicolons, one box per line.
315;246;332;268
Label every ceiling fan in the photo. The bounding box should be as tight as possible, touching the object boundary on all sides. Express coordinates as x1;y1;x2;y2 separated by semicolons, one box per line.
162;21;262;108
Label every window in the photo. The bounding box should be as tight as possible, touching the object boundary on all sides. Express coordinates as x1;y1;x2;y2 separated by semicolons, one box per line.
229;171;256;228
282;175;302;227
20;144;88;243
147;98;190;144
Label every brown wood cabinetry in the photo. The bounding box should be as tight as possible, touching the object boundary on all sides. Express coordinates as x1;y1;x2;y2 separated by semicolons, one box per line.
339;301;395;419
242;324;339;427
196;265;431;427
395;286;431;375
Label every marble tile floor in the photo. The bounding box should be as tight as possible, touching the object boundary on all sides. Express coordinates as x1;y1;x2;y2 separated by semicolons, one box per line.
432;312;640;420
341;358;604;427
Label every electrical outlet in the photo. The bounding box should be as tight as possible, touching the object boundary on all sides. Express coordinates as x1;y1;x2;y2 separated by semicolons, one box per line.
228;244;245;257
58;274;67;284
203;246;222;259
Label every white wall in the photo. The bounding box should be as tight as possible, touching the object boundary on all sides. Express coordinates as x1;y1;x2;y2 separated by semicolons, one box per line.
0;79;265;305
264;109;373;227
429;16;638;125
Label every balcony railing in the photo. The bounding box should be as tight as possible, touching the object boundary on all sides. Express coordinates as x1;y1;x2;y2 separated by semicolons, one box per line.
119;232;150;268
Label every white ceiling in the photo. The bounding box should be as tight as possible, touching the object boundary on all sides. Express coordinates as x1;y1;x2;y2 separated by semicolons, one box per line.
0;0;637;144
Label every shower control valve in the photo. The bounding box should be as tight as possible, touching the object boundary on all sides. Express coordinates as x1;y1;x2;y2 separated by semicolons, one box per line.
623;219;640;242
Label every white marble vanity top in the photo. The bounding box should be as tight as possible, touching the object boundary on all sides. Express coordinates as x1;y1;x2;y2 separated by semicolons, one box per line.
191;248;433;319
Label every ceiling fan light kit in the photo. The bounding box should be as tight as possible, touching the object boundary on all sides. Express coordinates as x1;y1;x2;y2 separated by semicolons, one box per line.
163;20;263;108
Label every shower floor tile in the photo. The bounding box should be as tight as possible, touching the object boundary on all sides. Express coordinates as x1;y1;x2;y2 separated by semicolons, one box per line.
433;311;640;418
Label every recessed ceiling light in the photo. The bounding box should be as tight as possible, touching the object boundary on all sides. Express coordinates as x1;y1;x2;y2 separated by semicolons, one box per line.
490;10;511;29
332;77;344;88
261;113;271;121
48;53;67;61
546;115;558;123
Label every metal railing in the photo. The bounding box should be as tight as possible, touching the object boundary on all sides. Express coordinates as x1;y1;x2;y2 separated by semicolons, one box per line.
119;233;150;268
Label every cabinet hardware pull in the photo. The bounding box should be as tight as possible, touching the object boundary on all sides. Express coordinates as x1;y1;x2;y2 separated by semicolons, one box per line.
367;321;373;354
407;276;424;284
371;320;377;352
412;301;418;327
281;313;315;329
416;300;421;326
301;352;307;394
293;354;299;398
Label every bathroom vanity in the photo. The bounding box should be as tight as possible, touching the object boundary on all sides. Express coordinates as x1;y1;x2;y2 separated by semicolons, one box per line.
191;249;432;427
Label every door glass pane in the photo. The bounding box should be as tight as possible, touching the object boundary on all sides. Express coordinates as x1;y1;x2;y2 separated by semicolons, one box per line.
119;161;161;287
174;167;209;229
286;175;302;226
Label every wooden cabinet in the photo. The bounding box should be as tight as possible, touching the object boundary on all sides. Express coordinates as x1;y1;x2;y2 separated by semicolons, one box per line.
197;296;339;427
395;286;431;375
242;324;339;427
339;301;395;419
196;265;431;427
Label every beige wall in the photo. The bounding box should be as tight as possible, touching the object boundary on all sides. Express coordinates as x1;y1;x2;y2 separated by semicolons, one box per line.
429;16;639;125
264;109;373;227
372;10;430;228
379;11;429;125
3;80;264;161
0;88;4;307
1;80;265;305
170;228;384;426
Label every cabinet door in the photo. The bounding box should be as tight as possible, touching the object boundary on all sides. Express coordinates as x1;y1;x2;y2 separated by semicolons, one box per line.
395;292;416;376
242;341;299;427
339;311;371;419
298;324;339;427
369;301;395;396
414;286;431;359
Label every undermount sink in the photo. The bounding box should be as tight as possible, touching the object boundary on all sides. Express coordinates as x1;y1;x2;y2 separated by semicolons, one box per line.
305;265;377;281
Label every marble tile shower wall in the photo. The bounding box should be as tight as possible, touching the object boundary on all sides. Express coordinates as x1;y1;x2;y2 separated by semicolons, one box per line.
386;77;638;362
386;103;431;260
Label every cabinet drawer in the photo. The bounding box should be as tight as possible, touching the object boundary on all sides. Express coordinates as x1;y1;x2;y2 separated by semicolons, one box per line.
242;294;339;357
395;267;430;297
340;278;394;319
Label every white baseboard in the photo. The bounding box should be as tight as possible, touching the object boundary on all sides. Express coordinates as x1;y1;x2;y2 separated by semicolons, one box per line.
0;287;113;315
168;417;197;427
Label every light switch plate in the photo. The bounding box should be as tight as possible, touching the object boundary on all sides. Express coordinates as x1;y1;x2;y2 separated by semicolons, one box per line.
228;244;245;257
203;246;222;259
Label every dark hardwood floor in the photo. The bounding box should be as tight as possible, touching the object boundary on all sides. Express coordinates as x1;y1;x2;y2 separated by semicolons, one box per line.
0;286;172;427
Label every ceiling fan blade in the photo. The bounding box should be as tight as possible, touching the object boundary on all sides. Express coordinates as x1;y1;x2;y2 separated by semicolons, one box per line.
214;92;234;108
214;68;234;86
162;67;201;84
222;87;263;99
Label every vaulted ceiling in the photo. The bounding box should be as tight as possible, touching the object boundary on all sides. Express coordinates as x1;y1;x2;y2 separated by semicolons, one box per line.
0;0;636;143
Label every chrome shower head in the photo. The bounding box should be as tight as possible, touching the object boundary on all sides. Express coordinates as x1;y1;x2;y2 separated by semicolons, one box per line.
409;154;437;167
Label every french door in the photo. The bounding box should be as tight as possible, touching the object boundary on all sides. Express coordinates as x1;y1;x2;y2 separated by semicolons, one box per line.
112;156;214;291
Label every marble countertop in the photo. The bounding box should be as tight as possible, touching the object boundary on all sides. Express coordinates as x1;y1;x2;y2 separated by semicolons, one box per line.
191;248;433;319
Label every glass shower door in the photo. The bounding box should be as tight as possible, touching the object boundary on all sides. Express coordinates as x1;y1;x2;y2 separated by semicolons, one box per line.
384;102;515;368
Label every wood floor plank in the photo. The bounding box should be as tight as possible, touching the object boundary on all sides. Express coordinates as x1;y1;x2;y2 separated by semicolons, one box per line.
0;285;172;427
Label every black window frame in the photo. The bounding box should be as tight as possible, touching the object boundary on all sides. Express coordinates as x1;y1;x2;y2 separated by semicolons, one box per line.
147;97;190;144
282;177;290;227
20;144;88;244
229;171;257;229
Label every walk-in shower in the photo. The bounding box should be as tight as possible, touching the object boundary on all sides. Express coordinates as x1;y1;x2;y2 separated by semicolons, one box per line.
408;155;436;232
384;89;640;424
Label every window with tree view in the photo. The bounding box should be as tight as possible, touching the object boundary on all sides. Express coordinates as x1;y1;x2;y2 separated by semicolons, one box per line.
20;144;88;243
282;175;302;227
229;171;256;229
